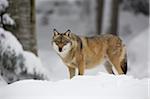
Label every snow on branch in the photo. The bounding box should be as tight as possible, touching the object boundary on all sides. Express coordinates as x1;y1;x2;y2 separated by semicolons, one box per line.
0;0;8;13
0;0;15;27
0;28;50;84
2;13;15;25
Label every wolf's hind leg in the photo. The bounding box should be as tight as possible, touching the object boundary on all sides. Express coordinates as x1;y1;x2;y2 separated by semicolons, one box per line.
104;60;114;74
107;52;125;75
108;57;124;74
108;45;127;74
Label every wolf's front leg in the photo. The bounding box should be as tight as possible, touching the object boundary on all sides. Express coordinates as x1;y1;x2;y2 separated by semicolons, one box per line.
78;58;85;75
78;64;84;75
77;54;85;75
68;66;75;79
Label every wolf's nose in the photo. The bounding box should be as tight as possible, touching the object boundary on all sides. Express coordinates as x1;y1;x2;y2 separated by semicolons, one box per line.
59;48;62;52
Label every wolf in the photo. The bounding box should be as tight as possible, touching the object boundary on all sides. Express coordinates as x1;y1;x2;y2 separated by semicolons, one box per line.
52;29;127;78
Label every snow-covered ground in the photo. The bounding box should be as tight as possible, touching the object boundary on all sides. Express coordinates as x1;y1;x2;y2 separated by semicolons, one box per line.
0;73;149;99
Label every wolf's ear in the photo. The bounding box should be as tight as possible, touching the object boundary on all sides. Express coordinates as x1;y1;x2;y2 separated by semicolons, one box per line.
53;29;60;36
64;29;71;37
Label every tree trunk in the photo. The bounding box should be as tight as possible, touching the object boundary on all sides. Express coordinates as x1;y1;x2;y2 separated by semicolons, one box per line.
102;0;119;35
109;0;119;35
96;0;104;35
7;0;37;55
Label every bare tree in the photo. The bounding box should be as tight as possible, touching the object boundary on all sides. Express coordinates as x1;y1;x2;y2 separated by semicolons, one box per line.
109;0;119;35
102;0;119;35
7;0;37;55
96;0;104;35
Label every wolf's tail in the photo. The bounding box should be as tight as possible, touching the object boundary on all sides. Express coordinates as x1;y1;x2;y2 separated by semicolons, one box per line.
121;52;128;74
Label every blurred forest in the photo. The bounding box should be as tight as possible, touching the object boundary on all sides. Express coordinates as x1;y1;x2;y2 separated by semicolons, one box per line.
1;0;149;53
0;0;149;82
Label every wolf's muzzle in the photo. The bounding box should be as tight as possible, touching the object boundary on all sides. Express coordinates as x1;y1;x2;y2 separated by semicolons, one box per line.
59;47;62;52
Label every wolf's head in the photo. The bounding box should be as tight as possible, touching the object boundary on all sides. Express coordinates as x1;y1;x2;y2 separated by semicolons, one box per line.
52;29;73;57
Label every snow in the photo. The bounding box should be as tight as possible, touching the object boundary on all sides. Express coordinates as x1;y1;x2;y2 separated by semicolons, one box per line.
38;50;69;81
0;28;50;83
0;76;7;86
0;0;8;13
0;28;23;56
22;51;51;80
2;13;15;25
0;73;148;99
127;28;149;78
0;0;14;26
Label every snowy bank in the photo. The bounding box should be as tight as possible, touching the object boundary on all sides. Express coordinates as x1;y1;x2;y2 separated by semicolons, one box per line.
0;73;148;99
127;28;149;78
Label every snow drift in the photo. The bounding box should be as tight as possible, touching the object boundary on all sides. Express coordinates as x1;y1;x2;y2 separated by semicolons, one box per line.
0;73;148;99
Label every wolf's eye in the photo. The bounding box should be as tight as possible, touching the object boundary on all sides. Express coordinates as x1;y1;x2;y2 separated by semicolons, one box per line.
64;41;69;45
54;40;61;45
55;42;60;45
